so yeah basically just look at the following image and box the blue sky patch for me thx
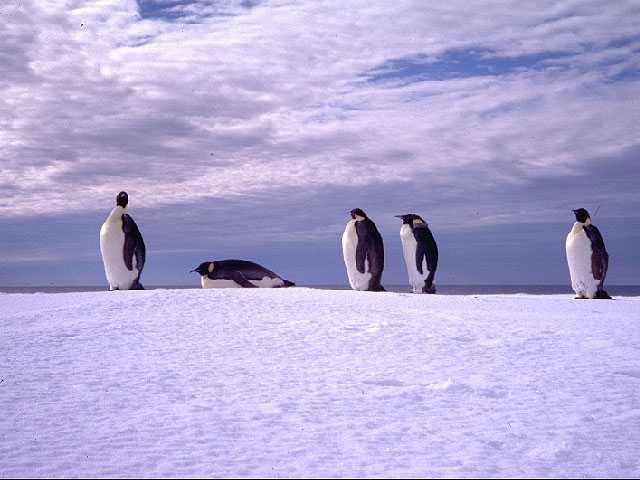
[364,48,573,83]
[137,0,259,21]
[137,0,197,21]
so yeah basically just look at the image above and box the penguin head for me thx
[350,208,367,221]
[191,261,214,276]
[116,191,129,208]
[395,214,426,226]
[573,208,590,224]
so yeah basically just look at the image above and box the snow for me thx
[1,288,640,478]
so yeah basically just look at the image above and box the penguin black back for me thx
[191,260,295,288]
[567,208,611,299]
[350,208,385,292]
[396,213,438,293]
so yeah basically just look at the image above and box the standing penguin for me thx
[341,208,385,291]
[99,191,146,290]
[565,208,611,299]
[396,214,438,293]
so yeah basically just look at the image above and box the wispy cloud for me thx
[1,0,639,283]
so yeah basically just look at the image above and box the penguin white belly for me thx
[201,277,242,288]
[400,225,429,293]
[566,226,599,298]
[100,221,138,290]
[201,276,284,289]
[252,276,285,288]
[342,220,372,291]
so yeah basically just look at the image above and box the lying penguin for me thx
[191,260,295,288]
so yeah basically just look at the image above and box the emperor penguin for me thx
[99,191,146,290]
[565,208,611,299]
[396,214,438,293]
[191,260,295,288]
[341,208,385,291]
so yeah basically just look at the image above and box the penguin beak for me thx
[395,215,404,218]
[189,268,197,273]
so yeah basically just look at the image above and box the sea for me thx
[1,285,640,296]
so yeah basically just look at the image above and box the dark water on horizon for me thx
[1,285,640,296]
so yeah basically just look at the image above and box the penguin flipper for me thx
[122,214,146,273]
[134,236,146,274]
[425,237,438,275]
[355,237,367,274]
[583,225,608,282]
[229,271,257,288]
[356,219,385,277]
[414,241,426,275]
[413,226,438,276]
[359,219,384,288]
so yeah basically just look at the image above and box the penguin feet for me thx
[130,279,145,290]
[574,295,586,299]
[367,284,386,292]
[422,285,437,294]
[595,290,613,300]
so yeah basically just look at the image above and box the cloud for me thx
[1,0,639,283]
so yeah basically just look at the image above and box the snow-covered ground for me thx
[1,288,640,478]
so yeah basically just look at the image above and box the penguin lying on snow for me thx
[99,191,146,290]
[566,208,611,299]
[191,260,295,288]
[396,213,438,293]
[341,208,385,291]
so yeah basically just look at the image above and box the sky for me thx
[1,0,639,287]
